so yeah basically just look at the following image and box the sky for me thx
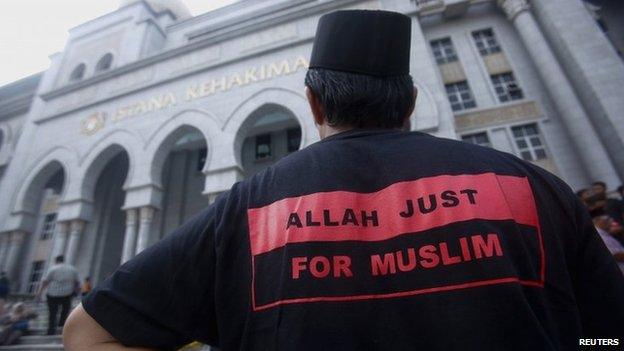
[0,0,239,87]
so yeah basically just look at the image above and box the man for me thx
[592,208,624,275]
[37,255,80,335]
[64,10,624,350]
[592,181,623,224]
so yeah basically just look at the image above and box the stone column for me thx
[135,207,155,255]
[49,221,70,262]
[0,233,11,272]
[121,209,138,264]
[497,0,619,184]
[5,231,26,282]
[65,220,85,265]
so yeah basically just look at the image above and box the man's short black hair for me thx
[55,255,65,263]
[304,68,414,129]
[592,181,607,189]
[618,185,624,195]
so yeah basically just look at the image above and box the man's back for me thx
[83,130,624,350]
[45,263,79,297]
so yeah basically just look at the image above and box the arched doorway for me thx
[237,104,302,178]
[87,150,129,283]
[18,163,65,294]
[152,126,208,238]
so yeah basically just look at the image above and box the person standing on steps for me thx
[37,255,80,335]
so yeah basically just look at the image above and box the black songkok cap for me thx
[309,10,411,77]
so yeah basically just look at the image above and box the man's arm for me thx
[63,304,155,351]
[36,280,49,299]
[62,194,225,350]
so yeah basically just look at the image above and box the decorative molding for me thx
[439,62,467,84]
[38,0,362,105]
[455,101,541,132]
[497,0,530,21]
[10,230,26,244]
[482,52,512,75]
[125,208,138,225]
[70,219,86,234]
[0,93,35,120]
[56,221,70,235]
[139,206,155,222]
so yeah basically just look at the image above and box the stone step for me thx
[0,345,63,351]
[16,335,62,345]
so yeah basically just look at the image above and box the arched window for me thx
[96,53,114,72]
[70,63,86,81]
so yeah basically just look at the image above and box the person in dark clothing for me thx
[64,10,624,351]
[593,181,624,225]
[0,272,10,300]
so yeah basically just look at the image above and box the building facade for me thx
[0,0,622,293]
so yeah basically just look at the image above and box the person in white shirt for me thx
[591,208,624,275]
[36,255,79,335]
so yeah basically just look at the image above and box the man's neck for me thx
[321,126,353,139]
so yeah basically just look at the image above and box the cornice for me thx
[35,36,312,124]
[0,93,35,120]
[38,0,361,102]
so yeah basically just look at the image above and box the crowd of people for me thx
[577,181,624,274]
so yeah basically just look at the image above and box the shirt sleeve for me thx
[571,197,624,338]
[82,197,223,350]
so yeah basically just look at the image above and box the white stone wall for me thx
[531,0,624,186]
[420,3,589,189]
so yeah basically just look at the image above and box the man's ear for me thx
[305,86,325,126]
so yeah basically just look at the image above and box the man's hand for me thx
[63,304,156,351]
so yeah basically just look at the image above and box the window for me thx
[96,53,113,72]
[461,132,492,148]
[255,134,271,160]
[197,148,207,172]
[69,63,86,81]
[40,213,57,240]
[472,28,501,55]
[491,72,523,102]
[27,261,45,294]
[512,123,547,161]
[287,128,301,153]
[445,81,477,111]
[430,38,458,64]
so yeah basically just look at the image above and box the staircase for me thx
[0,297,214,351]
[0,296,65,351]
[0,332,63,351]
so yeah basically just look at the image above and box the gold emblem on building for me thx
[81,112,106,135]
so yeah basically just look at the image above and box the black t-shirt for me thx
[83,129,624,350]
